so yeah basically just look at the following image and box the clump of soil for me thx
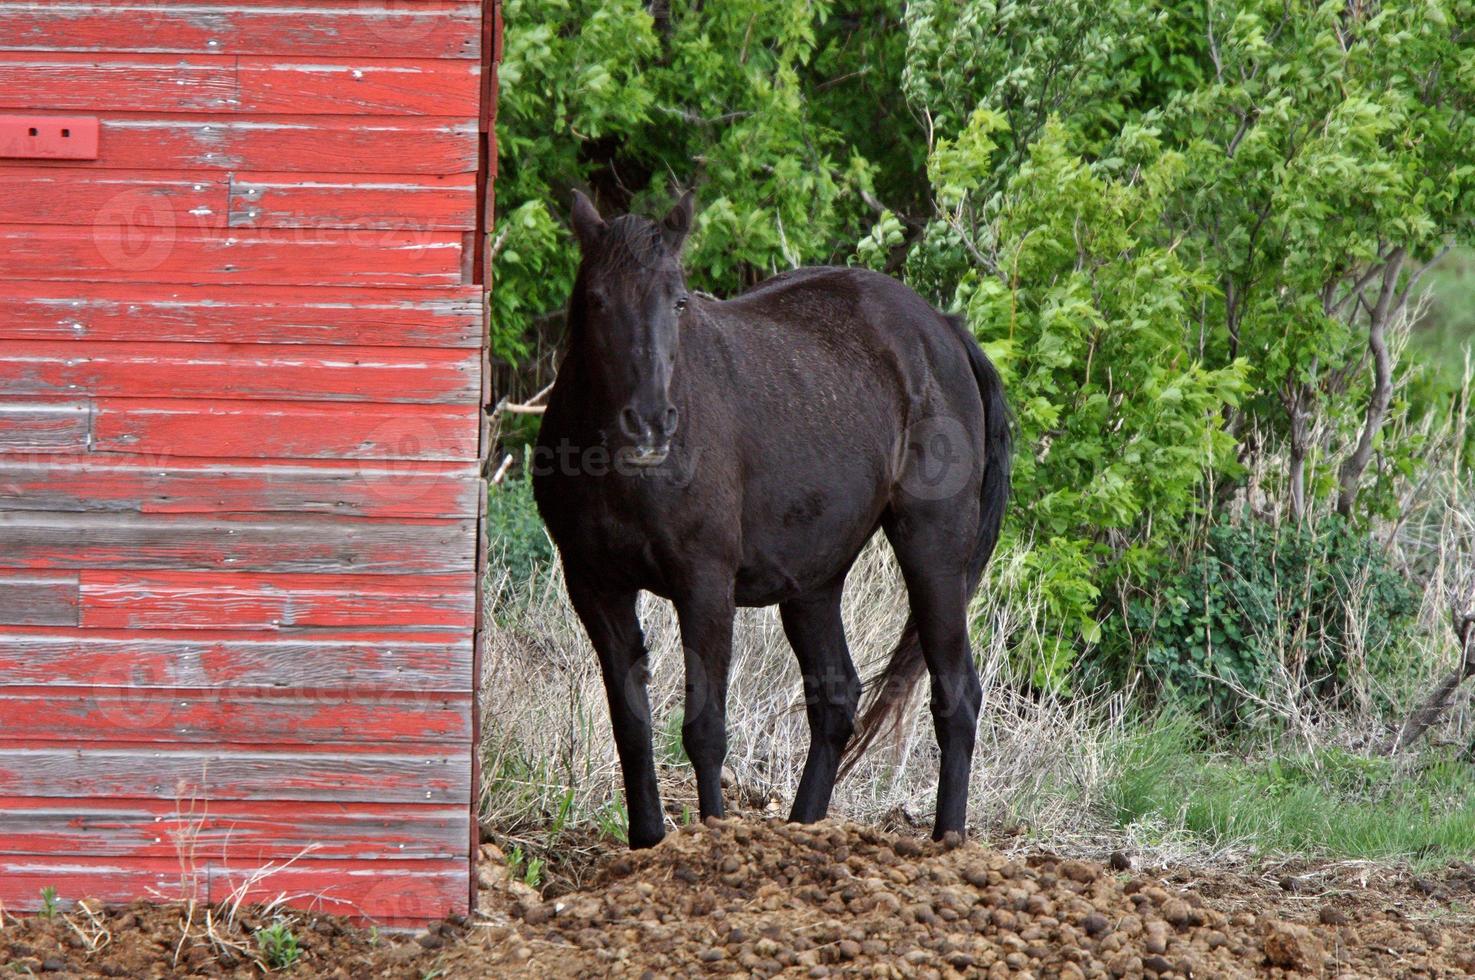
[4,818,1472,977]
[0,898,442,979]
[454,817,1475,978]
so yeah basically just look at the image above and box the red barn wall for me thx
[0,0,497,925]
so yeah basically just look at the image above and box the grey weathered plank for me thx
[0,456,482,519]
[0,571,79,626]
[0,748,471,803]
[0,401,89,454]
[0,512,476,573]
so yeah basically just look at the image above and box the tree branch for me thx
[1336,247,1406,517]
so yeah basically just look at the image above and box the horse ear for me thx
[661,191,695,252]
[570,190,606,251]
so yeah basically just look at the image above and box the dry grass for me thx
[479,353,1475,867]
[479,537,1133,855]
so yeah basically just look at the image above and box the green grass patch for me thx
[1107,717,1475,867]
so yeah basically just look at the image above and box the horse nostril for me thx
[663,406,679,436]
[619,407,643,440]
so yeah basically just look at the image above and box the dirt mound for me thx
[3,818,1471,977]
[0,898,442,978]
[454,818,1475,978]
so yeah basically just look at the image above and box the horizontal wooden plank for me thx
[0,341,480,403]
[16,115,479,174]
[0,747,471,802]
[0,798,468,861]
[207,859,468,924]
[0,512,475,573]
[79,570,475,629]
[0,628,474,691]
[0,54,235,112]
[230,172,477,230]
[0,282,483,347]
[0,225,466,287]
[92,399,479,459]
[0,455,482,518]
[0,856,204,908]
[0,571,78,626]
[0,168,227,227]
[0,400,89,453]
[0,54,479,116]
[0,856,469,924]
[0,3,481,59]
[0,688,472,745]
[238,57,480,116]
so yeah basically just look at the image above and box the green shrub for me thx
[486,471,555,600]
[1122,516,1419,727]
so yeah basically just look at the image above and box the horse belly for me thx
[733,485,884,606]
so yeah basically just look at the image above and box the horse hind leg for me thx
[883,517,982,840]
[781,580,861,823]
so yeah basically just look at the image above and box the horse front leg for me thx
[566,577,666,848]
[674,571,736,820]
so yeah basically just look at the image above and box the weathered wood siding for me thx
[0,0,497,925]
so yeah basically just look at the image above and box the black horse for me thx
[531,192,1011,847]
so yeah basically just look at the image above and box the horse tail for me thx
[839,314,1012,778]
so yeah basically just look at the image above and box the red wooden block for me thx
[0,341,480,404]
[0,3,482,60]
[0,114,99,160]
[0,282,483,348]
[78,569,476,629]
[0,627,474,692]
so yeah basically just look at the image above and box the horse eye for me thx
[674,296,689,313]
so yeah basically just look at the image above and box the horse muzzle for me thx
[624,444,671,468]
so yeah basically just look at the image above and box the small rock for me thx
[40,959,67,973]
[893,838,923,858]
[522,902,554,926]
[1279,875,1304,893]
[1082,912,1111,937]
[1318,906,1350,926]
[1263,921,1324,972]
[1142,954,1174,974]
[1109,851,1133,871]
